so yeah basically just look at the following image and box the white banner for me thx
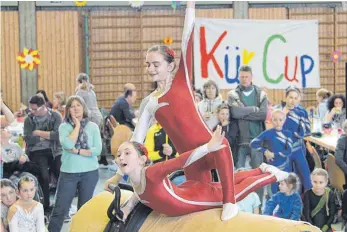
[194,18,320,89]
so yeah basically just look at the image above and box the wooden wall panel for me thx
[248,8,287,106]
[335,8,347,94]
[90,10,143,109]
[36,11,81,104]
[1,11,21,112]
[289,8,336,107]
[86,6,345,110]
[141,8,185,100]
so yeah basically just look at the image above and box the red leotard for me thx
[131,8,277,207]
[135,145,276,216]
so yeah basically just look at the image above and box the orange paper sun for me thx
[163,37,173,45]
[17,48,40,71]
[75,1,87,7]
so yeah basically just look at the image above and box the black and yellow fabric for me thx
[144,123,178,163]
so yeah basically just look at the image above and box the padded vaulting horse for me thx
[70,185,321,232]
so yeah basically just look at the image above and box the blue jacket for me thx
[264,192,303,220]
[279,107,306,144]
[250,128,293,170]
[297,104,311,136]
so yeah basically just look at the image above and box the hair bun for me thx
[138,143,148,157]
[166,48,175,58]
[76,73,90,83]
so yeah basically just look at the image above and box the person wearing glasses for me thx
[23,95,62,211]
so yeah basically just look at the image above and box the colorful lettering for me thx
[284,56,298,83]
[198,26,316,88]
[224,46,240,84]
[263,34,286,84]
[242,49,255,65]
[200,27,227,78]
[300,55,314,88]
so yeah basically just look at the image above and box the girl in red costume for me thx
[115,1,288,221]
[116,127,288,221]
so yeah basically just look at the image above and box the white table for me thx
[305,134,339,151]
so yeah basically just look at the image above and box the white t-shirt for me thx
[236,192,261,213]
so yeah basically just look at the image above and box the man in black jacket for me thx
[24,95,62,210]
[227,66,268,169]
[110,84,137,130]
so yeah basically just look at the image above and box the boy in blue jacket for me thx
[251,110,293,193]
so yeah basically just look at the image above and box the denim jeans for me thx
[48,169,99,232]
[171,175,186,186]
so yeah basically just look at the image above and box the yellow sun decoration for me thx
[75,1,87,7]
[17,48,40,71]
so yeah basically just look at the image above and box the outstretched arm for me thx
[1,99,15,127]
[250,131,268,153]
[130,98,154,144]
[119,193,140,222]
[150,126,226,181]
[181,1,195,52]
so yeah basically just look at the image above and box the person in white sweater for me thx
[198,80,223,130]
[8,176,45,232]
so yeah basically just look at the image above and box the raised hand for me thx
[104,179,115,193]
[116,205,131,222]
[70,111,80,128]
[187,1,195,8]
[162,144,173,156]
[207,125,225,152]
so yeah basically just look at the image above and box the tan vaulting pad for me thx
[140,209,321,232]
[70,191,321,232]
[70,191,133,232]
